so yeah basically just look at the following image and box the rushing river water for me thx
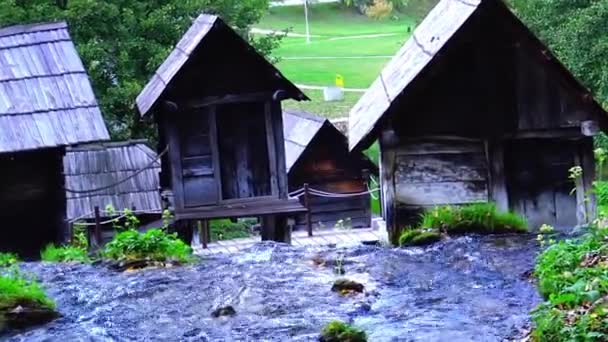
[5,234,541,342]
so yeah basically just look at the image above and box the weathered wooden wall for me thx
[0,149,66,257]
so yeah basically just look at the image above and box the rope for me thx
[68,209,164,224]
[289,186,380,199]
[64,146,168,195]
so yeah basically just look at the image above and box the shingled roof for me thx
[348,0,607,151]
[283,110,378,175]
[283,110,326,173]
[64,140,161,220]
[136,14,307,116]
[0,21,109,153]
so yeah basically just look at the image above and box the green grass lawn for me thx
[259,3,415,37]
[257,2,412,118]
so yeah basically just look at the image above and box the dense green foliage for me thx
[532,223,608,340]
[320,320,367,342]
[210,219,253,241]
[0,271,55,310]
[420,203,528,234]
[511,0,608,108]
[398,229,441,247]
[103,229,193,263]
[0,253,18,268]
[0,0,278,140]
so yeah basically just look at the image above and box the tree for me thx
[0,0,281,140]
[511,0,608,108]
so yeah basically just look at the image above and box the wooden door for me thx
[505,139,577,230]
[177,109,219,208]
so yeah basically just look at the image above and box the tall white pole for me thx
[304,0,311,44]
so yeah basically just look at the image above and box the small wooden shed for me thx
[64,140,162,225]
[349,0,608,242]
[0,22,109,255]
[136,14,308,242]
[284,110,376,231]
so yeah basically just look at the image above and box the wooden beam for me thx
[580,138,597,223]
[175,198,306,221]
[185,92,274,109]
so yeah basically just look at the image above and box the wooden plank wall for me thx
[393,139,489,206]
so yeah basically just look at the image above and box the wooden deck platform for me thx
[193,228,383,255]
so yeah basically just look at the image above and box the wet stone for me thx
[211,305,236,318]
[332,279,365,295]
[2,304,59,331]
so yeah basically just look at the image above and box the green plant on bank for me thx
[106,204,140,232]
[320,320,367,342]
[398,203,527,247]
[40,223,90,263]
[420,203,527,234]
[103,228,193,263]
[532,219,608,341]
[0,269,55,329]
[0,253,18,268]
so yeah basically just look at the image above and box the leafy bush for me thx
[103,229,192,263]
[532,223,608,340]
[420,203,527,234]
[0,253,18,268]
[320,320,367,342]
[399,229,441,247]
[210,219,252,241]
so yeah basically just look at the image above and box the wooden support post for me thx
[92,206,102,249]
[261,215,291,244]
[304,183,312,237]
[201,220,209,249]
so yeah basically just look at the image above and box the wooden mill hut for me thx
[349,0,608,242]
[283,110,377,232]
[136,14,308,243]
[0,22,109,255]
[63,140,162,242]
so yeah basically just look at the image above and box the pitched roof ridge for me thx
[0,21,67,38]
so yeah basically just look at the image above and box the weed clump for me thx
[320,320,367,342]
[103,228,193,264]
[0,253,18,268]
[40,245,90,263]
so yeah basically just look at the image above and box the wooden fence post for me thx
[304,183,312,237]
[92,206,102,249]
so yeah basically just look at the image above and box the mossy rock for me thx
[331,279,364,295]
[320,320,367,342]
[1,301,59,332]
[399,229,441,247]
